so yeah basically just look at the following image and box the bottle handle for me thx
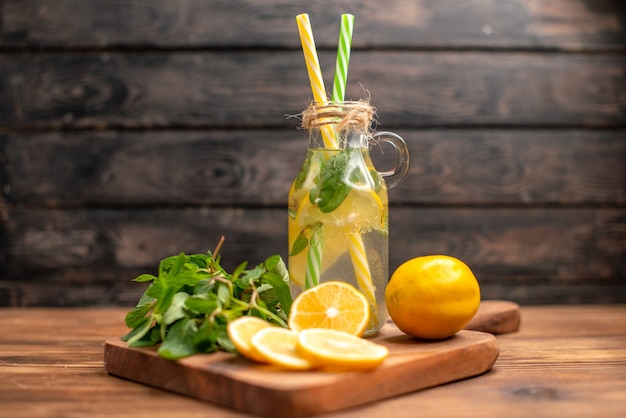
[370,131,410,189]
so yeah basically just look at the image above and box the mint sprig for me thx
[121,237,292,360]
[309,150,352,213]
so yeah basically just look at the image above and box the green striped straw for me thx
[305,224,323,289]
[331,14,380,326]
[331,14,354,103]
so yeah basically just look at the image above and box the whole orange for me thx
[385,255,480,339]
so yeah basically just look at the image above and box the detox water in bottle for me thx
[287,101,409,336]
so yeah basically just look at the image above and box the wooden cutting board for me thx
[104,300,520,417]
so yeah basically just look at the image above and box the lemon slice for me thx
[297,328,389,370]
[289,188,385,288]
[250,327,313,370]
[288,281,370,336]
[226,316,274,363]
[295,188,385,232]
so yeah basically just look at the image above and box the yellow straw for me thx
[348,233,379,328]
[295,14,379,331]
[296,14,337,149]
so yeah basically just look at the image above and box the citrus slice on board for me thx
[288,281,370,336]
[226,316,274,363]
[250,327,313,370]
[297,328,389,370]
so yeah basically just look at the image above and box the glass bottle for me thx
[287,101,409,335]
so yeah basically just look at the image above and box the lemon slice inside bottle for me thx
[289,188,385,288]
[295,188,385,232]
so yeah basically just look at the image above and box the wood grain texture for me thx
[1,52,624,129]
[0,1,624,307]
[1,207,624,306]
[2,0,625,50]
[465,300,520,334]
[1,305,624,418]
[2,129,624,206]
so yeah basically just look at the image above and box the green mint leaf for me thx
[251,298,270,321]
[216,283,231,308]
[236,265,264,290]
[158,253,185,277]
[315,180,350,213]
[244,265,265,282]
[163,292,190,325]
[188,254,208,269]
[217,328,236,353]
[158,318,198,360]
[124,317,153,346]
[145,281,162,299]
[260,271,292,318]
[125,301,154,328]
[294,151,312,190]
[166,269,208,288]
[290,230,309,256]
[311,151,351,213]
[192,319,220,353]
[153,281,177,314]
[234,275,252,290]
[185,294,220,314]
[165,253,187,281]
[232,262,248,280]
[232,277,251,302]
[125,326,161,347]
[265,254,289,281]
[133,273,157,283]
[135,288,155,306]
[193,279,215,296]
[183,262,199,270]
[221,309,243,323]
[263,254,280,272]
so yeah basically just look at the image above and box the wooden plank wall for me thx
[1,0,624,307]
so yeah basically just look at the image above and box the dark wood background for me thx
[1,0,624,307]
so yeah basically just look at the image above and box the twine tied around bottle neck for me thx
[301,100,375,133]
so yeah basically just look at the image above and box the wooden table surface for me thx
[1,305,625,417]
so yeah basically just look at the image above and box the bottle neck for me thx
[308,126,370,150]
[302,101,375,150]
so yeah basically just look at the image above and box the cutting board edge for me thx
[266,331,500,417]
[104,330,499,418]
[465,300,521,334]
[104,338,264,413]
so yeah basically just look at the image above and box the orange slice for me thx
[226,316,273,363]
[250,327,313,370]
[288,281,370,336]
[297,328,389,370]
